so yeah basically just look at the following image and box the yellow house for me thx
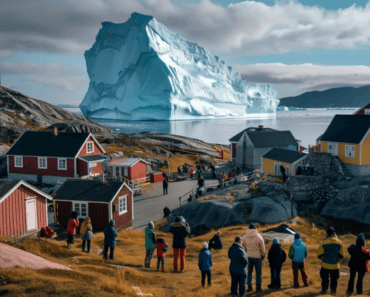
[318,115,370,176]
[262,147,307,177]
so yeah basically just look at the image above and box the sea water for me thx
[66,108,356,148]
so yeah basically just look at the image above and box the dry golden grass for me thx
[2,218,370,297]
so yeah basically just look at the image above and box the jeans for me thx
[157,257,165,270]
[145,248,155,268]
[347,268,365,294]
[320,267,340,293]
[270,266,282,289]
[173,248,186,271]
[231,273,246,297]
[201,270,212,287]
[163,188,168,195]
[103,245,114,260]
[82,240,91,252]
[247,257,262,288]
[67,233,74,244]
[292,262,309,287]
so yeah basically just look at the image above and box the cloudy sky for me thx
[1,0,370,105]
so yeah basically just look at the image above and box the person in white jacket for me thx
[242,223,266,293]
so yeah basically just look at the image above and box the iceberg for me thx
[80,13,278,121]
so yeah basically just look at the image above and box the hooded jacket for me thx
[104,220,118,247]
[67,218,79,235]
[145,224,156,249]
[80,218,92,235]
[198,248,213,271]
[348,244,370,272]
[317,236,344,270]
[241,229,266,258]
[289,238,308,263]
[268,243,287,267]
[228,243,249,275]
[156,238,168,258]
[169,222,191,249]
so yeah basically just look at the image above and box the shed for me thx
[103,158,149,183]
[0,180,53,236]
[54,179,133,231]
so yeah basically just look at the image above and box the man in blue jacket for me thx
[228,236,249,297]
[198,242,213,287]
[289,232,309,288]
[103,220,117,260]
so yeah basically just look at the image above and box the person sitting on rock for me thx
[163,206,170,218]
[208,231,223,252]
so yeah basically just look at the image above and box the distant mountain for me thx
[57,104,78,108]
[279,85,370,108]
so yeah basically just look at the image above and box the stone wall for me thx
[288,176,325,192]
[305,152,340,176]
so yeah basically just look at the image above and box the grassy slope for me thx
[1,217,370,297]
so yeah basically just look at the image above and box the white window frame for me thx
[119,195,127,215]
[38,157,47,169]
[365,109,370,115]
[73,202,88,218]
[124,167,128,177]
[345,144,355,158]
[58,158,67,170]
[86,141,94,154]
[90,162,96,167]
[14,156,23,168]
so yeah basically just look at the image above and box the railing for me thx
[332,156,344,176]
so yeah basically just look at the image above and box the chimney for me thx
[258,125,264,130]
[53,128,58,136]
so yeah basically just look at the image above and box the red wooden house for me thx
[104,158,149,183]
[0,179,53,237]
[6,129,106,184]
[354,102,370,115]
[54,179,133,231]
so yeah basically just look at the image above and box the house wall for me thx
[88,203,109,231]
[78,136,104,157]
[235,133,245,166]
[91,163,103,175]
[77,159,88,176]
[361,133,370,165]
[129,161,147,181]
[262,158,303,176]
[320,141,360,165]
[55,201,72,230]
[0,185,48,236]
[112,187,133,229]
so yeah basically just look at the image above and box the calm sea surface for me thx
[67,108,356,147]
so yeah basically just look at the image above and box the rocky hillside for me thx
[0,86,111,139]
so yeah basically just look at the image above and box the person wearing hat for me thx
[346,233,370,295]
[317,227,344,295]
[267,237,286,290]
[169,216,191,272]
[229,236,249,297]
[242,223,266,293]
[198,242,213,287]
[145,221,156,268]
[288,232,309,288]
[208,231,223,252]
[80,216,93,253]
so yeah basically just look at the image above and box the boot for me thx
[246,286,253,292]
[256,287,263,293]
[67,243,72,249]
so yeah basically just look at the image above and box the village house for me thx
[262,147,307,177]
[317,114,370,176]
[0,179,52,237]
[103,157,149,183]
[6,129,106,184]
[53,179,133,231]
[229,125,299,169]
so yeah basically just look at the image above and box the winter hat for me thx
[216,231,222,236]
[356,234,366,247]
[235,236,242,243]
[84,216,90,221]
[294,232,301,239]
[326,227,336,237]
[148,221,154,229]
[249,223,256,230]
[202,242,208,249]
[272,237,280,244]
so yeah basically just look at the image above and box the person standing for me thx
[346,234,370,295]
[145,221,156,268]
[242,223,266,293]
[169,217,191,272]
[280,165,287,182]
[177,166,182,174]
[198,242,213,287]
[163,176,168,195]
[80,216,93,253]
[66,211,79,249]
[289,232,309,288]
[156,238,168,272]
[196,164,202,179]
[236,167,242,176]
[210,164,216,178]
[317,227,344,295]
[267,238,286,290]
[208,231,223,252]
[229,236,249,297]
[103,220,117,260]
[229,169,235,178]
[163,206,170,218]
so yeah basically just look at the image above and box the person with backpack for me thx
[229,236,249,297]
[268,237,286,290]
[346,234,370,295]
[289,232,309,288]
[145,221,156,268]
[169,216,191,272]
[80,216,93,253]
[156,237,168,272]
[103,220,117,260]
[198,242,213,287]
[317,227,344,295]
[208,231,223,252]
[66,211,79,249]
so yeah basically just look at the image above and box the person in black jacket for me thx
[169,216,191,272]
[210,164,216,178]
[280,165,287,182]
[208,231,223,251]
[267,237,286,290]
[346,234,370,295]
[163,206,170,218]
[163,176,168,195]
[177,166,182,174]
[229,236,249,297]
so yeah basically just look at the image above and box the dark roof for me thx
[247,131,298,148]
[229,127,278,142]
[319,115,370,144]
[79,154,107,162]
[0,180,19,199]
[6,131,90,158]
[54,179,126,203]
[316,134,323,141]
[262,147,307,163]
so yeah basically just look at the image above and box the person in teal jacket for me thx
[145,221,156,268]
[288,232,309,288]
[103,220,117,260]
[198,242,213,287]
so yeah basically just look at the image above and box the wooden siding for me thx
[56,201,72,230]
[262,158,303,177]
[91,162,103,175]
[112,187,133,229]
[88,203,109,231]
[129,161,147,181]
[321,141,360,165]
[362,131,370,165]
[0,185,48,236]
[77,159,88,176]
[8,156,74,177]
[78,136,103,157]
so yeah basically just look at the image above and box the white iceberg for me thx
[80,13,278,121]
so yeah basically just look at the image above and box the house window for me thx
[58,158,67,170]
[115,166,120,177]
[119,196,127,215]
[38,157,47,169]
[15,156,23,168]
[90,162,96,167]
[86,142,94,154]
[365,109,370,115]
[124,167,128,177]
[74,202,88,217]
[345,145,355,158]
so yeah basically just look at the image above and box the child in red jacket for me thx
[156,238,168,272]
[66,212,79,249]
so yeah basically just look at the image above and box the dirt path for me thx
[0,243,71,270]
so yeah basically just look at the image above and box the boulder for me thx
[235,193,253,202]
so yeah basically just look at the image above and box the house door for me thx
[26,199,37,232]
[333,143,338,156]
[274,163,278,176]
